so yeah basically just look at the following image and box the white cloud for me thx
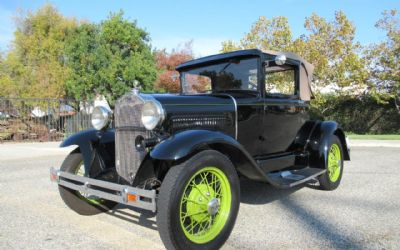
[151,36,226,58]
[0,7,15,51]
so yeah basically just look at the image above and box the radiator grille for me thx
[114,93,149,183]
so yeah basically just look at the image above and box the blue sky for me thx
[1,0,399,57]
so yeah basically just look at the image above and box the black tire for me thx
[318,135,344,190]
[157,150,240,250]
[58,150,117,215]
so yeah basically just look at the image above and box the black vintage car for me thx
[51,49,350,249]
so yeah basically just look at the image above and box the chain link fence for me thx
[0,97,94,142]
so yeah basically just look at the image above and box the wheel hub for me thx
[207,198,220,216]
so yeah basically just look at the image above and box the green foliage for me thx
[222,16,292,52]
[65,11,157,104]
[1,4,78,98]
[222,12,368,94]
[299,11,369,91]
[364,10,400,112]
[0,6,157,105]
[310,95,400,134]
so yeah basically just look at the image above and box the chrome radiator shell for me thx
[114,92,149,183]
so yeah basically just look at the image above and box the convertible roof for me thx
[176,49,314,101]
[263,50,314,101]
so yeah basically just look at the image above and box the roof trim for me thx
[176,49,263,71]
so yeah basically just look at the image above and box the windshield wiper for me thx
[218,59,240,74]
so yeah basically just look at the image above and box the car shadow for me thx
[104,180,319,232]
[107,204,158,231]
[239,178,303,204]
[239,179,364,249]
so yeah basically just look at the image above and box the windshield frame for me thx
[178,56,261,95]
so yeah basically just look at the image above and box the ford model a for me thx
[50,49,350,249]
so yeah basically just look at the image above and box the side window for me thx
[265,65,296,97]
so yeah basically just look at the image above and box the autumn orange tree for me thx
[154,42,193,93]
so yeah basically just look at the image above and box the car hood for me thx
[150,93,236,137]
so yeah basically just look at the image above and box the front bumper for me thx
[50,167,157,212]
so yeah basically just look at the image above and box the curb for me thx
[348,140,400,148]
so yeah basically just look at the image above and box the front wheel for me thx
[58,149,117,215]
[157,150,240,250]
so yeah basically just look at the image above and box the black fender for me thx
[307,121,350,169]
[150,130,268,182]
[60,128,115,176]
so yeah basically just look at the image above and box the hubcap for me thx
[328,144,342,182]
[207,198,220,216]
[180,167,232,244]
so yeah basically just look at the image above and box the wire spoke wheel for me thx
[75,161,104,205]
[179,166,232,244]
[327,143,342,182]
[58,150,117,215]
[157,150,239,249]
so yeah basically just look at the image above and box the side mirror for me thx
[275,54,286,65]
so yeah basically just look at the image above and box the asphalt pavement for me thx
[0,142,399,249]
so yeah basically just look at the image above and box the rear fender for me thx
[308,121,350,169]
[60,129,115,176]
[150,130,267,182]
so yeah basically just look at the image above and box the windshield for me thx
[180,57,258,94]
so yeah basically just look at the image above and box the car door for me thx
[261,63,308,155]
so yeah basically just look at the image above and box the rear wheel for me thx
[318,135,344,190]
[157,150,240,250]
[58,150,117,215]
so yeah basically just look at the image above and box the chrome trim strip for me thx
[222,94,238,140]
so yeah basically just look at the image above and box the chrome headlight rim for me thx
[91,106,112,130]
[141,100,165,130]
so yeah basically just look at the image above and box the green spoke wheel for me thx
[318,135,344,190]
[327,144,341,182]
[180,167,232,243]
[157,150,240,250]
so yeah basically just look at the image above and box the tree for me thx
[299,11,368,92]
[3,4,78,98]
[221,12,368,95]
[154,41,193,93]
[65,11,157,104]
[0,52,16,97]
[221,16,293,52]
[365,9,400,112]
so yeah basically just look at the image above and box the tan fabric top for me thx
[263,50,314,101]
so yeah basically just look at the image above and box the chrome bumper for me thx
[50,167,157,212]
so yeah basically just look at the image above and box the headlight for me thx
[141,100,165,130]
[91,106,112,130]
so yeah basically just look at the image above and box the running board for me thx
[267,168,326,188]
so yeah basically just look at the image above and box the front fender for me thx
[150,130,240,160]
[150,130,268,182]
[60,129,115,175]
